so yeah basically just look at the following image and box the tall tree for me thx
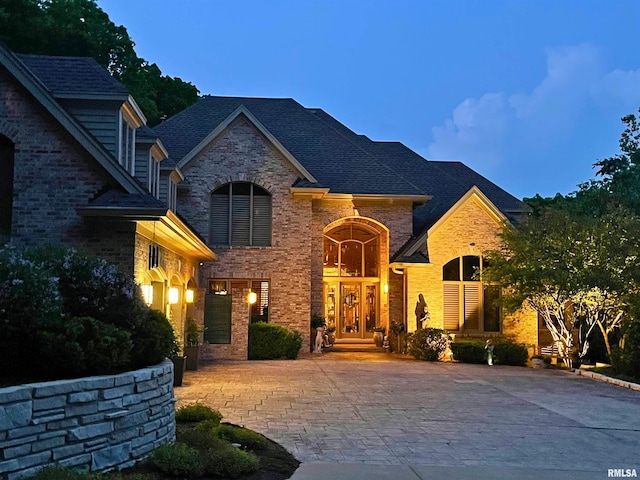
[0,0,199,125]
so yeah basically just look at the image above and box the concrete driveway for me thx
[175,352,640,479]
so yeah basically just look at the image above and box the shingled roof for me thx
[154,96,425,197]
[308,108,528,233]
[16,54,129,98]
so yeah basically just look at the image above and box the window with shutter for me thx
[443,284,460,331]
[209,182,271,246]
[442,256,501,333]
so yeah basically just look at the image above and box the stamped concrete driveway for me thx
[175,352,640,478]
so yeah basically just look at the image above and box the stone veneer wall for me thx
[0,360,176,480]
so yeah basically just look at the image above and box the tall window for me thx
[210,182,271,246]
[119,114,135,174]
[323,224,379,277]
[0,135,15,240]
[443,255,500,332]
[148,153,160,199]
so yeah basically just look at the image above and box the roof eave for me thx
[290,187,330,199]
[323,193,431,202]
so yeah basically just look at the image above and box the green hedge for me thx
[450,341,486,364]
[451,339,528,366]
[248,322,302,360]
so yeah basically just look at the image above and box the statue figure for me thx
[414,293,429,330]
[314,327,325,353]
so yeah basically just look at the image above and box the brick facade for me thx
[177,116,314,352]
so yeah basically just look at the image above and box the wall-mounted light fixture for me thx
[248,291,258,305]
[169,287,179,305]
[185,289,195,304]
[141,284,153,305]
[384,283,389,294]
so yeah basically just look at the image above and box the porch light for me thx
[141,284,153,305]
[248,291,258,304]
[185,289,195,304]
[169,287,179,304]
[384,283,389,294]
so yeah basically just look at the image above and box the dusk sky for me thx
[98,0,640,200]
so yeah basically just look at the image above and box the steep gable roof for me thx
[154,96,426,197]
[16,54,129,98]
[0,45,146,195]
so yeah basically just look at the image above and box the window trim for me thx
[118,111,136,175]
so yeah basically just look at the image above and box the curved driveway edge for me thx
[175,352,640,476]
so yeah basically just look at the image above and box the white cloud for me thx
[427,44,640,180]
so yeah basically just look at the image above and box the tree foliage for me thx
[0,0,199,125]
[487,109,640,363]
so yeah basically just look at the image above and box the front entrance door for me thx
[324,282,378,340]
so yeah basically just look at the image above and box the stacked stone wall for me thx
[0,360,175,480]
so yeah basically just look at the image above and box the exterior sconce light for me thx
[141,284,153,305]
[384,283,389,294]
[185,289,195,304]
[248,291,258,305]
[168,287,179,305]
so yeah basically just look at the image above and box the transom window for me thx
[323,224,378,277]
[210,182,271,246]
[443,255,500,332]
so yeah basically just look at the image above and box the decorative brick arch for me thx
[207,177,275,196]
[0,120,21,144]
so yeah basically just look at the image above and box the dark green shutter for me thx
[204,293,232,344]
[210,195,229,245]
[252,195,271,246]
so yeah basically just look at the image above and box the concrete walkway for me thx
[175,352,640,479]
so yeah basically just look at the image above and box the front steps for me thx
[325,339,386,353]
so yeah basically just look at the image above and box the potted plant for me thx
[530,354,546,369]
[373,326,385,347]
[184,317,201,371]
[170,336,186,387]
[326,326,336,345]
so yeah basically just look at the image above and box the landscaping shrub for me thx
[146,442,204,477]
[248,322,302,360]
[408,328,448,361]
[201,439,260,479]
[611,319,640,380]
[493,340,528,366]
[176,404,223,424]
[216,423,268,450]
[0,246,176,381]
[451,340,486,364]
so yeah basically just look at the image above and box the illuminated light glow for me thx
[141,284,153,305]
[185,289,195,304]
[248,291,258,304]
[169,287,179,304]
[384,283,389,293]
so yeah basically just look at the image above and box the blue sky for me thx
[98,0,640,200]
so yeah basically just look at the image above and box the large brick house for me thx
[0,44,538,360]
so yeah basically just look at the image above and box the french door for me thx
[324,282,378,339]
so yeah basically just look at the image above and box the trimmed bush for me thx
[176,404,223,424]
[202,440,260,479]
[451,341,486,364]
[146,442,204,477]
[408,328,448,361]
[493,340,528,366]
[248,322,302,360]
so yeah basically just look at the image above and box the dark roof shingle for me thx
[16,54,129,97]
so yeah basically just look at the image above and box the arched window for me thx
[209,182,271,246]
[0,135,15,240]
[323,224,379,277]
[442,255,500,333]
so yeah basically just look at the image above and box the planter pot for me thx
[373,331,384,347]
[184,346,200,371]
[327,331,336,345]
[171,356,187,386]
[531,358,546,369]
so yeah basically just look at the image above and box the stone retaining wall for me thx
[0,359,176,480]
